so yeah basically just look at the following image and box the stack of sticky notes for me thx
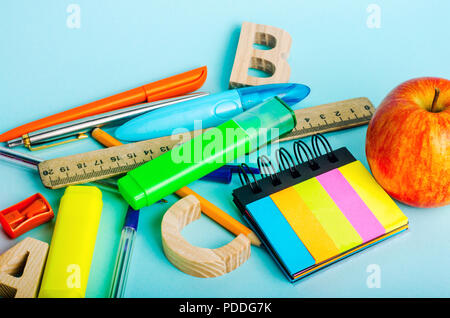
[233,143,408,282]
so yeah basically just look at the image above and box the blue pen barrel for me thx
[109,226,136,298]
[109,207,139,298]
[115,90,243,141]
[114,83,310,141]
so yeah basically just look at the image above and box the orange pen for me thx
[0,66,207,142]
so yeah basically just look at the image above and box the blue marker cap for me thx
[238,83,310,110]
[200,167,233,183]
[225,164,260,174]
[124,206,140,230]
[200,165,260,183]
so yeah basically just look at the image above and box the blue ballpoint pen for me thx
[109,206,139,298]
[115,83,310,141]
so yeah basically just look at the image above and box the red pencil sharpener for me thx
[0,193,54,238]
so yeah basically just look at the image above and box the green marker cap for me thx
[233,96,297,151]
[118,97,297,210]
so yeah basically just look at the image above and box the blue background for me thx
[0,0,449,297]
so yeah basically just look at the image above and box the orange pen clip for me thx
[0,66,207,143]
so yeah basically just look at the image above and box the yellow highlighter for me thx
[39,186,103,298]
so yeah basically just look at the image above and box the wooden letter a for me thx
[0,237,49,298]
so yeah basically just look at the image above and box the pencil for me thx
[91,128,124,148]
[174,186,261,246]
[91,128,261,247]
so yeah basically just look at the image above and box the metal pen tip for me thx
[6,137,24,148]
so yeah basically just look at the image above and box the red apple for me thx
[366,77,450,208]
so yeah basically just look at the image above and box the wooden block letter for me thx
[161,195,251,278]
[229,22,292,88]
[0,237,49,298]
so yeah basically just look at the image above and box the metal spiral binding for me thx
[293,139,320,170]
[238,163,261,193]
[238,134,339,193]
[275,147,300,178]
[257,155,281,186]
[311,133,338,163]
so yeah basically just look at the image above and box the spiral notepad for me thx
[232,134,408,282]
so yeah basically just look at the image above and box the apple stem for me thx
[431,87,440,113]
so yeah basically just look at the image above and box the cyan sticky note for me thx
[246,196,315,276]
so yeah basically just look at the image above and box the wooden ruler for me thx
[280,97,374,142]
[38,97,374,189]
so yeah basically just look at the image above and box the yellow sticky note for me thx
[294,178,362,252]
[270,187,339,263]
[339,161,408,233]
[38,186,103,298]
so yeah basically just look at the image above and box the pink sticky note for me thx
[316,169,385,242]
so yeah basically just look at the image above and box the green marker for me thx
[117,97,297,210]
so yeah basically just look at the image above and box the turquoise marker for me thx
[118,97,298,210]
[115,83,309,141]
